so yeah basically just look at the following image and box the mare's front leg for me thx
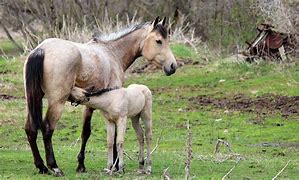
[76,107,94,172]
[116,116,128,173]
[131,115,145,173]
[105,119,116,171]
[41,102,65,176]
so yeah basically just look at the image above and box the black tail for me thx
[25,48,45,130]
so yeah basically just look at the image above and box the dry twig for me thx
[163,167,171,180]
[215,139,233,154]
[272,160,291,180]
[124,151,134,161]
[221,158,241,180]
[144,129,163,161]
[150,129,163,155]
[185,119,192,180]
[104,154,120,175]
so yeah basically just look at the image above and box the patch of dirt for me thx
[0,94,17,100]
[131,58,196,74]
[189,94,299,118]
[248,142,299,148]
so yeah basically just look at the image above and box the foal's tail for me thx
[24,48,45,129]
[142,86,152,110]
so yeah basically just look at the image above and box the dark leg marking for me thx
[113,128,119,171]
[25,118,49,174]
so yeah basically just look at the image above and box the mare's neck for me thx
[108,29,147,71]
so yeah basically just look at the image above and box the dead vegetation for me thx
[189,94,299,119]
[0,94,18,100]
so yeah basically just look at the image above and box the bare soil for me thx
[189,94,299,118]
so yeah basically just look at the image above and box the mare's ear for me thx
[160,17,167,26]
[152,16,160,28]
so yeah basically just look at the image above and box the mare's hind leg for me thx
[25,116,49,174]
[76,107,94,173]
[42,102,65,176]
[131,115,145,173]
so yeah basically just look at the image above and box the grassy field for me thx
[0,42,298,179]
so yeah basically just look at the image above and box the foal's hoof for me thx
[51,168,64,176]
[146,167,152,175]
[76,165,86,173]
[117,168,125,174]
[103,168,113,175]
[137,168,145,174]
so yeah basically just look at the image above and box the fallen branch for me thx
[272,160,291,180]
[221,158,241,180]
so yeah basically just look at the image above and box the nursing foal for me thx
[70,84,152,174]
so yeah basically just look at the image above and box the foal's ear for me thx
[152,16,160,28]
[160,17,167,26]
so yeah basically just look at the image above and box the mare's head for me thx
[142,17,177,76]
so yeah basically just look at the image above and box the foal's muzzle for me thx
[164,63,176,76]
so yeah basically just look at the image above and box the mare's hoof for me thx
[51,168,64,176]
[38,166,49,174]
[76,165,86,173]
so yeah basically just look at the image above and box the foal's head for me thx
[142,17,177,76]
[69,87,89,105]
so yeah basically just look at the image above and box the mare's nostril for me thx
[170,63,175,70]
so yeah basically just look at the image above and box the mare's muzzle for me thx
[164,63,176,76]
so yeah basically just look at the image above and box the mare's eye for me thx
[156,40,162,44]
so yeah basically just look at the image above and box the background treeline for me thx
[0,0,298,53]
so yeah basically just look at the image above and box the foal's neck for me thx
[109,29,147,71]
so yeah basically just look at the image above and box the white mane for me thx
[95,22,150,42]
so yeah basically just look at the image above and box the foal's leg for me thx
[141,108,153,174]
[131,115,145,173]
[25,116,49,174]
[105,119,116,171]
[116,116,127,173]
[76,107,94,172]
[41,102,65,176]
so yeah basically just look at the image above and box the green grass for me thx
[170,43,196,59]
[0,53,298,179]
[0,39,21,56]
[0,57,24,97]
